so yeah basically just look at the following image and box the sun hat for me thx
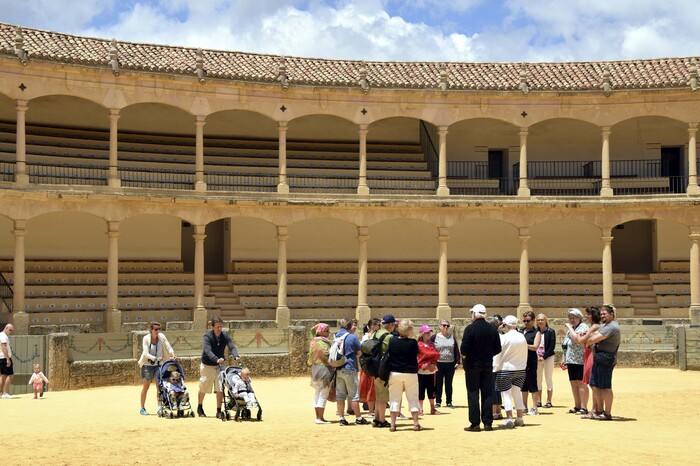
[567,308,584,319]
[470,304,487,315]
[503,315,519,326]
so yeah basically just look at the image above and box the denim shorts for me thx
[335,368,359,402]
[589,363,614,390]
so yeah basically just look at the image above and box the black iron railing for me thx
[0,272,12,313]
[447,161,490,178]
[28,162,108,186]
[420,121,439,177]
[206,172,277,193]
[119,166,194,189]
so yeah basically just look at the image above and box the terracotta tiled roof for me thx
[1,22,697,92]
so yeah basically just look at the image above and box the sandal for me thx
[577,408,589,415]
[389,426,396,432]
[544,402,552,409]
[431,410,442,415]
[567,407,580,414]
[581,411,596,419]
[594,413,613,421]
[413,425,424,431]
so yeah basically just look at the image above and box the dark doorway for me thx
[180,220,225,273]
[611,220,654,273]
[488,149,508,194]
[661,146,683,193]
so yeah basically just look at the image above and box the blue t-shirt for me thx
[335,329,361,371]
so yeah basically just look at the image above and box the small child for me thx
[163,370,189,413]
[233,367,258,408]
[28,364,49,399]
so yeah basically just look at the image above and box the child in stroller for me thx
[219,365,262,422]
[157,361,194,418]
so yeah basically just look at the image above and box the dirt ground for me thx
[3,367,699,465]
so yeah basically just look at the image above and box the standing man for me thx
[0,323,13,399]
[198,316,240,419]
[587,304,621,421]
[370,314,396,428]
[334,319,370,426]
[461,304,502,432]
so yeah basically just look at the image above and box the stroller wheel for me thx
[190,411,195,418]
[226,412,231,420]
[256,410,262,421]
[169,412,174,419]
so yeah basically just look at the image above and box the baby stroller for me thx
[218,365,262,422]
[157,360,195,419]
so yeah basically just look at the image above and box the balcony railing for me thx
[119,166,193,190]
[28,162,108,186]
[0,271,12,313]
[206,172,276,193]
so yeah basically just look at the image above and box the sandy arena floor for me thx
[3,367,699,465]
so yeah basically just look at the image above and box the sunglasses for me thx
[441,324,450,328]
[522,320,532,323]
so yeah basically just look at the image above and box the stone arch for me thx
[449,219,520,260]
[288,218,357,261]
[205,109,278,139]
[26,95,109,129]
[26,212,107,259]
[119,102,194,135]
[529,219,602,261]
[369,218,438,260]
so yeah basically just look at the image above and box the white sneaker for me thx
[527,407,539,416]
[2,393,13,399]
[315,419,331,424]
[397,414,409,421]
[514,418,525,427]
[501,419,514,429]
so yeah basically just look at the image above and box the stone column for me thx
[516,228,532,318]
[11,220,28,334]
[192,225,208,330]
[687,123,699,195]
[436,227,452,320]
[600,126,613,197]
[517,128,530,197]
[689,227,700,323]
[276,226,290,327]
[194,115,207,192]
[105,221,122,332]
[355,226,371,324]
[108,109,121,188]
[357,124,370,196]
[14,100,29,185]
[602,229,614,305]
[436,126,450,196]
[48,333,70,391]
[277,122,289,194]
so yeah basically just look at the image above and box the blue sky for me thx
[1,0,698,62]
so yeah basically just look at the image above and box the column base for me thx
[14,173,29,185]
[600,186,614,197]
[357,185,370,196]
[687,184,700,196]
[276,305,290,328]
[194,181,207,192]
[517,186,531,197]
[690,305,700,325]
[277,183,289,195]
[10,310,29,335]
[436,304,452,321]
[355,304,371,326]
[516,304,532,319]
[193,306,210,331]
[436,185,450,197]
[103,308,122,333]
[108,177,122,188]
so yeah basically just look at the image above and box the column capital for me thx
[358,123,369,133]
[16,99,28,112]
[195,115,206,126]
[107,220,120,232]
[13,219,27,231]
[518,227,530,237]
[277,225,288,239]
[437,125,448,135]
[357,226,369,238]
[109,108,121,120]
[278,121,288,131]
[602,235,614,243]
[689,226,700,240]
[601,126,612,135]
[193,224,206,237]
[689,122,699,133]
[438,226,449,240]
[519,127,529,136]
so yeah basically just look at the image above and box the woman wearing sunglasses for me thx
[431,319,461,408]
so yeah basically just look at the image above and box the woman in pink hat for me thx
[417,324,441,415]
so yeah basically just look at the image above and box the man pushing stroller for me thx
[198,316,240,419]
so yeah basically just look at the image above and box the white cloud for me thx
[0,0,116,31]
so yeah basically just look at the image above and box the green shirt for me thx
[371,329,392,354]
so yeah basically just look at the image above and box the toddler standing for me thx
[28,364,49,399]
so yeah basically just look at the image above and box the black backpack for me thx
[359,332,390,378]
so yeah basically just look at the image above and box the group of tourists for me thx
[308,303,621,431]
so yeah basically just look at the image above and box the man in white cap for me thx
[460,304,502,432]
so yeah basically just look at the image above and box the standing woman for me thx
[562,308,590,414]
[431,319,461,408]
[417,325,441,415]
[387,320,423,432]
[573,307,601,418]
[359,318,380,415]
[138,321,175,416]
[308,323,334,424]
[535,313,556,409]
